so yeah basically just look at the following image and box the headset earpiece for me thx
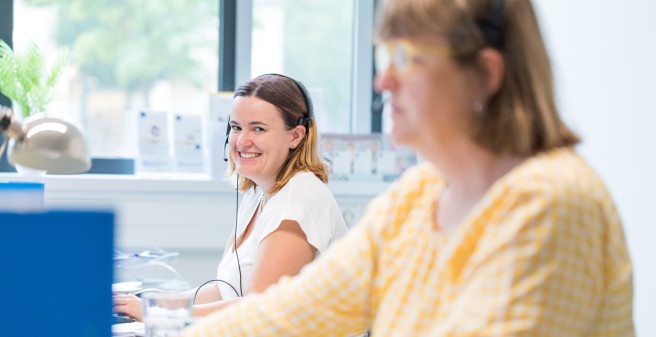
[290,79,314,126]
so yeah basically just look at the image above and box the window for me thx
[12,0,218,158]
[250,0,355,133]
[2,0,378,174]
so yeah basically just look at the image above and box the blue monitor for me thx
[0,210,114,337]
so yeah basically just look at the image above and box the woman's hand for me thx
[113,293,143,321]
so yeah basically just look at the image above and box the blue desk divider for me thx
[0,210,114,337]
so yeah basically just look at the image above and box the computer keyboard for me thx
[112,312,138,324]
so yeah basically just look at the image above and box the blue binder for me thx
[0,210,114,337]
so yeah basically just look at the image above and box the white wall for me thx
[534,1,656,335]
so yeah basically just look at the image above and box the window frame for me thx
[0,0,13,109]
[0,0,380,175]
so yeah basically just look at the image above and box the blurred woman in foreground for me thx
[184,0,634,336]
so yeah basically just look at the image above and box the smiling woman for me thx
[113,73,347,321]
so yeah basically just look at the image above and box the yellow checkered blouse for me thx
[185,147,634,337]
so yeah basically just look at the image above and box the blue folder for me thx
[0,210,114,337]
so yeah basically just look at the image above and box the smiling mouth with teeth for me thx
[240,152,261,159]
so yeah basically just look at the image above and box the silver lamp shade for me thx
[7,113,91,174]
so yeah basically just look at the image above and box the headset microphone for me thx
[223,122,230,162]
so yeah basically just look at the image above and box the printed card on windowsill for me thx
[353,150,373,174]
[173,114,207,174]
[137,111,172,174]
[320,133,417,182]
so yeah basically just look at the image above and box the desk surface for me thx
[112,322,145,336]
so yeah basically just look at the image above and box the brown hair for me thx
[376,0,580,156]
[227,74,329,193]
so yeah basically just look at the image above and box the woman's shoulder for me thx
[261,171,345,252]
[510,147,606,193]
[282,171,332,197]
[289,170,324,184]
[384,162,443,199]
[366,163,443,218]
[270,171,340,215]
[400,161,442,182]
[503,147,614,211]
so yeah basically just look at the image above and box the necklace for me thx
[258,194,267,216]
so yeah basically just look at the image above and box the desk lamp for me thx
[0,106,91,174]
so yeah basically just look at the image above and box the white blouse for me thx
[215,171,347,299]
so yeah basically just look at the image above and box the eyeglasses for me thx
[374,40,453,75]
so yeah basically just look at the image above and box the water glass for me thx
[142,292,193,337]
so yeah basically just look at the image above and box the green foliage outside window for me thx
[22,0,218,106]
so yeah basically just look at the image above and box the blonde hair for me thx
[376,0,580,156]
[227,74,329,193]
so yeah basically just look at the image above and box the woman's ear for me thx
[290,125,307,148]
[477,48,505,98]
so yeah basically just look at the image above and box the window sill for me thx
[0,173,390,196]
[0,173,231,194]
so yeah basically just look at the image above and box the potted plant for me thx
[0,40,69,174]
[0,39,67,119]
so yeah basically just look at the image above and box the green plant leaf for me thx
[0,39,68,118]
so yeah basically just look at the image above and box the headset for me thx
[475,0,506,49]
[222,73,314,162]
